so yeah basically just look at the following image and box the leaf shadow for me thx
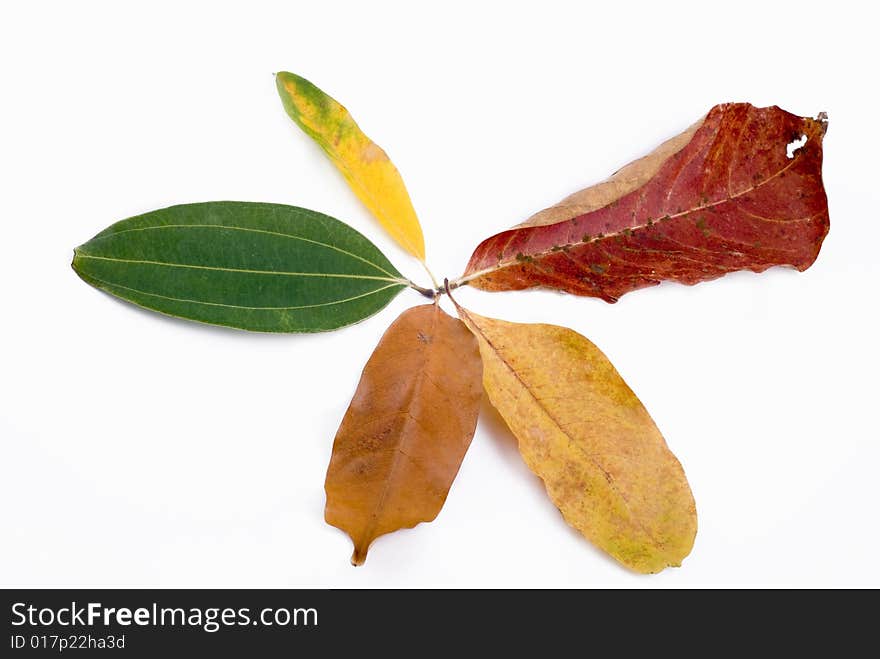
[477,393,631,574]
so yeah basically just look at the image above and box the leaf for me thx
[324,303,482,565]
[72,201,406,333]
[461,103,829,302]
[457,307,696,573]
[276,71,426,261]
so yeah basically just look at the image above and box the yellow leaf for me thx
[276,72,426,261]
[458,308,697,573]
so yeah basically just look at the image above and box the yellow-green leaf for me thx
[458,308,697,573]
[276,71,426,261]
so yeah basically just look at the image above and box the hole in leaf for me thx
[786,134,807,159]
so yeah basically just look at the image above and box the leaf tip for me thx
[350,546,368,567]
[70,246,84,274]
[274,70,298,90]
[273,70,295,83]
[274,71,318,124]
[275,70,322,107]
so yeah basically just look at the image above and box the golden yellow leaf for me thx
[276,72,426,261]
[457,308,696,573]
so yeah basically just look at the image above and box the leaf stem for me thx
[445,273,473,290]
[420,260,440,290]
[407,279,438,299]
[443,278,463,311]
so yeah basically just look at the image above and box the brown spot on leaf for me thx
[360,142,387,163]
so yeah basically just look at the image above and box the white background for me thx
[2,0,878,588]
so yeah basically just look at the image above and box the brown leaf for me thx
[324,303,482,565]
[460,104,829,301]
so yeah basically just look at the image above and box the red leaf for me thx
[460,104,829,302]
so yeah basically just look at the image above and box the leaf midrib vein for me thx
[359,307,440,550]
[91,223,399,278]
[462,147,803,284]
[75,253,405,284]
[462,310,665,554]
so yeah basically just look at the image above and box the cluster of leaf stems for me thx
[407,271,463,299]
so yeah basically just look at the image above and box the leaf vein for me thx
[89,223,399,278]
[75,253,405,283]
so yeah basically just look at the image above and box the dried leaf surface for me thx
[459,308,696,573]
[463,104,828,301]
[325,304,482,564]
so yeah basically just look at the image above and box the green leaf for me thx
[72,202,407,333]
